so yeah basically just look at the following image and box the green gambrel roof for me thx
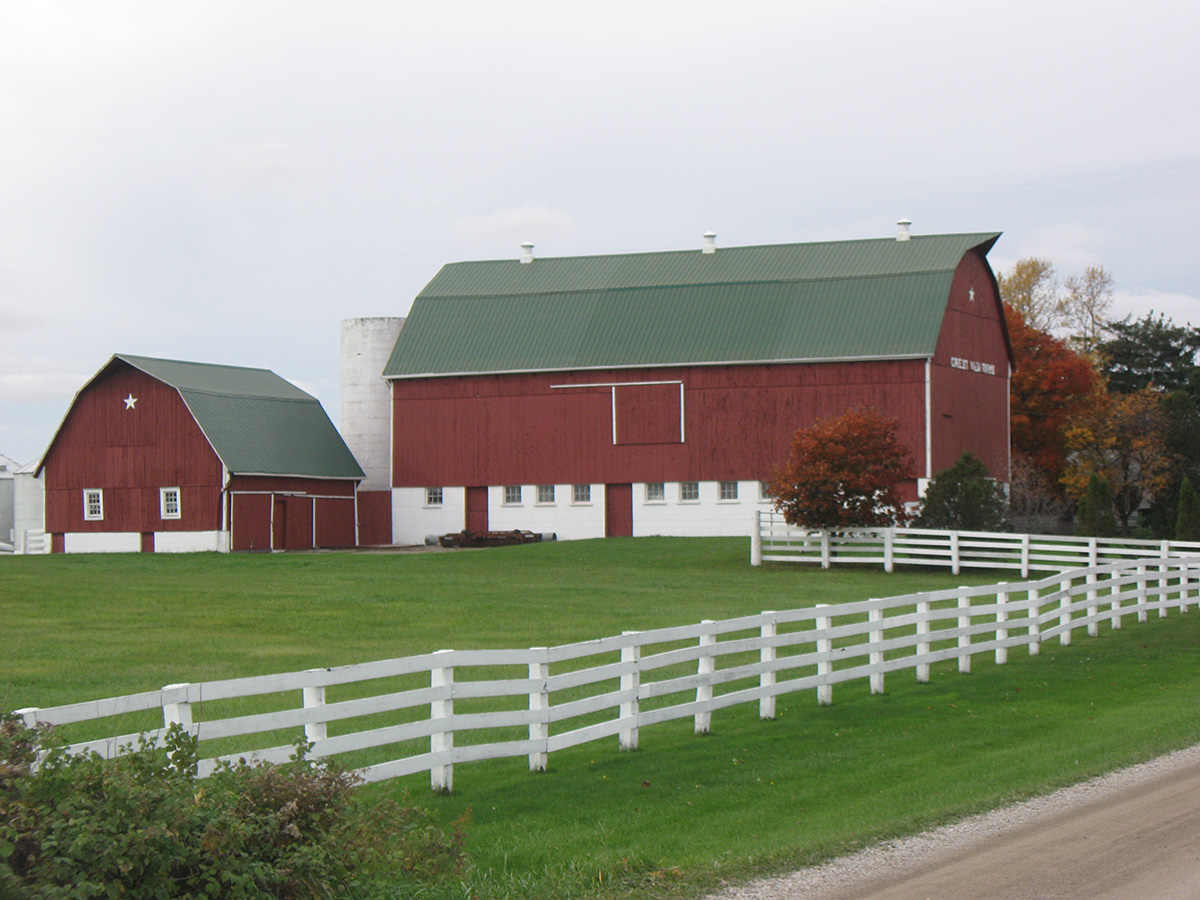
[116,354,364,480]
[384,232,1002,378]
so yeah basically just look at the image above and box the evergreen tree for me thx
[1075,473,1117,537]
[913,452,1008,531]
[1175,476,1200,541]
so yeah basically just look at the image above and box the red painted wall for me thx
[929,251,1012,480]
[43,362,223,535]
[227,475,358,550]
[356,490,392,545]
[392,360,930,489]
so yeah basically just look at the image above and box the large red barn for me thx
[38,354,364,553]
[373,227,1012,543]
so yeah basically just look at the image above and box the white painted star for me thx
[968,287,976,302]
[123,395,137,409]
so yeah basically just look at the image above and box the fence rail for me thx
[14,556,1200,791]
[751,511,1200,576]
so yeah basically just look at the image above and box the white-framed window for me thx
[718,481,739,501]
[645,482,665,503]
[160,487,181,520]
[425,487,444,506]
[83,489,104,521]
[759,481,773,502]
[537,484,555,504]
[572,483,591,504]
[504,485,523,505]
[680,482,700,502]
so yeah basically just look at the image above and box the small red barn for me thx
[39,354,364,553]
[380,228,1013,543]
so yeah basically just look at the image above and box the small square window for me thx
[537,484,555,504]
[719,481,738,501]
[680,482,699,502]
[759,480,772,501]
[160,487,181,520]
[572,484,591,504]
[425,487,443,506]
[504,485,523,505]
[645,482,665,502]
[83,489,104,521]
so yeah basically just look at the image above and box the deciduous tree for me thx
[769,408,914,529]
[1060,265,1115,358]
[1006,305,1103,490]
[998,257,1060,333]
[1062,386,1176,532]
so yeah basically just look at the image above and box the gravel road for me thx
[708,743,1200,900]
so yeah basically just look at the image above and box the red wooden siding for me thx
[466,487,488,531]
[929,251,1011,480]
[392,360,930,489]
[614,383,682,445]
[605,484,633,536]
[231,493,272,551]
[356,490,392,545]
[227,476,358,551]
[43,363,223,535]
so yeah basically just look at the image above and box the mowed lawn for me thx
[5,538,1200,900]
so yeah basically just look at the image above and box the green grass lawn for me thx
[4,537,1200,899]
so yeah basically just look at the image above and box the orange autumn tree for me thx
[1006,304,1103,490]
[769,408,914,529]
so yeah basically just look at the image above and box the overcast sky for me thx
[2,1,1197,464]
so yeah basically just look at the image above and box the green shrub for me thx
[913,451,1009,531]
[1176,475,1200,541]
[0,717,467,899]
[1075,472,1118,537]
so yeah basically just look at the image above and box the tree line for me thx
[770,257,1200,539]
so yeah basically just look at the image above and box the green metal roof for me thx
[385,232,1001,378]
[117,355,364,480]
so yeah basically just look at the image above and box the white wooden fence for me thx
[15,556,1200,792]
[751,510,1200,576]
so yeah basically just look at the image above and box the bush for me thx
[1177,475,1200,541]
[0,716,467,899]
[1075,472,1118,537]
[913,451,1009,531]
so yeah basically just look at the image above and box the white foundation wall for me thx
[632,481,769,537]
[64,532,141,553]
[392,487,467,546]
[340,318,404,492]
[488,485,605,541]
[155,531,224,553]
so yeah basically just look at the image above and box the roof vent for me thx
[519,241,535,264]
[896,218,912,242]
[702,231,717,254]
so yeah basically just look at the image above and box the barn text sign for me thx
[949,356,996,375]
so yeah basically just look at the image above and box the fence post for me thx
[1089,538,1098,566]
[430,650,454,792]
[1159,546,1170,618]
[957,592,972,674]
[1182,565,1192,613]
[995,583,1009,665]
[759,612,777,720]
[528,648,549,772]
[619,632,640,750]
[1085,570,1099,638]
[1021,533,1031,579]
[821,531,831,569]
[751,511,763,567]
[1028,586,1041,655]
[815,605,833,705]
[694,621,716,734]
[14,708,39,729]
[1110,568,1124,629]
[869,604,885,694]
[884,530,895,574]
[1059,576,1073,647]
[1137,563,1149,622]
[915,598,931,683]
[950,531,961,576]
[302,677,327,744]
[162,683,193,730]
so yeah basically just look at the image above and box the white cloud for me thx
[1111,288,1200,328]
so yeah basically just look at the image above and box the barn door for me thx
[605,483,633,537]
[465,486,488,532]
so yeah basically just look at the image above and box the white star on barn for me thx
[123,394,137,409]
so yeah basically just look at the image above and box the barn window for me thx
[537,485,555,504]
[425,487,443,506]
[572,484,591,504]
[160,487,181,520]
[645,482,665,503]
[719,481,739,501]
[83,489,104,521]
[680,482,700,502]
[504,485,523,505]
[759,481,772,502]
